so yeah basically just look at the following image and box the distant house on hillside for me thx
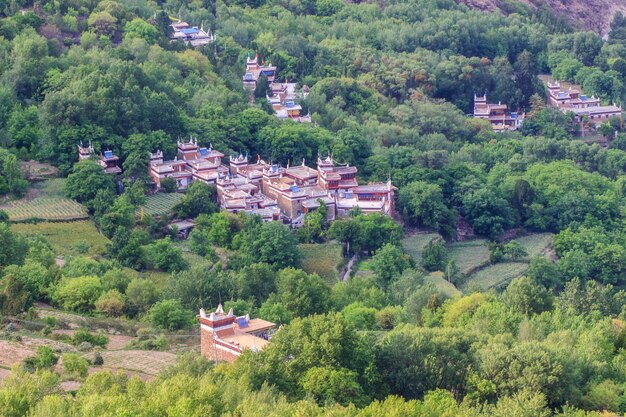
[473,94,525,132]
[242,53,276,90]
[546,81,622,125]
[198,304,276,363]
[77,143,122,175]
[169,20,215,47]
[243,53,310,122]
[149,138,227,190]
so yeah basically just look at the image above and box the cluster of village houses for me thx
[242,53,311,122]
[78,138,395,228]
[473,81,623,132]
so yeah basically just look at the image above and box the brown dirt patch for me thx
[0,341,35,367]
[97,350,177,376]
[20,160,59,180]
[0,368,11,382]
[106,335,133,350]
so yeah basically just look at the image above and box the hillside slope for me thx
[459,0,626,35]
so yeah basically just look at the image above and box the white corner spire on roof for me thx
[215,304,224,314]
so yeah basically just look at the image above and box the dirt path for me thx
[340,253,358,282]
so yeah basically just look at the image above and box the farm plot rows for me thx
[12,221,110,256]
[2,198,88,221]
[401,233,442,261]
[141,193,184,217]
[447,239,490,275]
[461,262,530,292]
[300,243,344,283]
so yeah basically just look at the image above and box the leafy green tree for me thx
[2,260,52,303]
[8,105,41,152]
[101,268,133,293]
[341,302,377,331]
[0,148,28,196]
[258,297,294,324]
[61,353,89,379]
[527,257,561,289]
[235,221,301,269]
[275,267,330,318]
[398,181,456,238]
[148,299,193,330]
[376,325,476,399]
[301,366,365,406]
[65,161,115,209]
[95,289,126,317]
[236,263,276,303]
[357,213,403,254]
[421,239,448,272]
[125,278,159,315]
[53,276,103,312]
[327,217,363,255]
[371,244,412,287]
[461,186,515,238]
[124,18,160,44]
[159,177,177,193]
[23,347,58,372]
[97,195,134,238]
[174,182,218,219]
[503,276,553,315]
[142,238,188,273]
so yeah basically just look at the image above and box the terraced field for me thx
[447,239,490,275]
[425,271,462,298]
[300,243,344,283]
[12,221,110,256]
[516,233,553,257]
[461,262,529,292]
[1,179,87,222]
[401,233,442,261]
[141,193,184,217]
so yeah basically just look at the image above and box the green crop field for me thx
[12,221,109,256]
[461,262,529,292]
[300,243,344,283]
[141,193,184,217]
[401,233,442,261]
[516,233,553,257]
[425,271,462,298]
[1,179,87,222]
[447,239,490,275]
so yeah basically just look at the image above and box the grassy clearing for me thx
[12,220,109,256]
[1,179,87,222]
[516,233,553,257]
[299,243,343,284]
[425,271,462,298]
[97,350,178,376]
[447,239,490,275]
[401,233,442,261]
[461,262,529,292]
[141,193,184,217]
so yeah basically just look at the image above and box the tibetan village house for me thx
[242,53,276,89]
[243,54,310,123]
[546,81,623,125]
[473,94,525,132]
[267,81,311,123]
[149,138,228,190]
[77,143,122,175]
[170,20,215,47]
[149,139,396,227]
[199,304,276,363]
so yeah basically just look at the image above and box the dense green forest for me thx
[2,0,626,415]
